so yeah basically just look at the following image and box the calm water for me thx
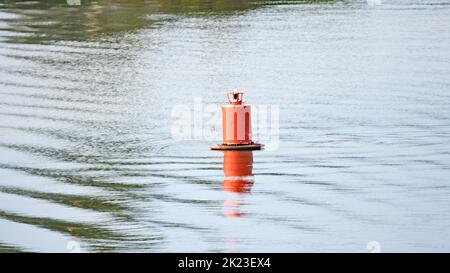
[0,0,450,252]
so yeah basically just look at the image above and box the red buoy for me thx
[211,91,262,150]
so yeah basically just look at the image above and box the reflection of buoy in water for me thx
[211,91,263,150]
[222,151,254,193]
[222,200,246,218]
[221,151,254,218]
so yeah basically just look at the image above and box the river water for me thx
[0,0,449,252]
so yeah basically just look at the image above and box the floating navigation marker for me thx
[210,91,263,151]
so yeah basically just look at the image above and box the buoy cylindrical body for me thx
[222,91,252,145]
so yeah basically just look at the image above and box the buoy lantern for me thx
[211,91,263,150]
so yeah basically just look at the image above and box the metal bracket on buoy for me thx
[210,91,263,151]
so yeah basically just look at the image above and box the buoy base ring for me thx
[210,143,263,151]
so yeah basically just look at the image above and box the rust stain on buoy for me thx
[210,91,263,151]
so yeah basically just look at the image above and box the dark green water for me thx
[0,0,450,252]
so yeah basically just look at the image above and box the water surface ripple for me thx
[0,0,450,252]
